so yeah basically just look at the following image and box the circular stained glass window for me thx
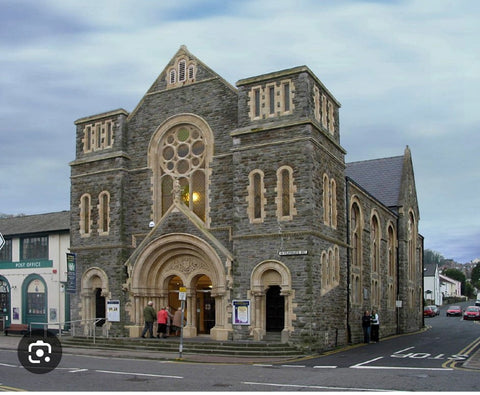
[160,124,206,176]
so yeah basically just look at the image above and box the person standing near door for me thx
[362,310,371,343]
[371,309,380,343]
[140,301,155,338]
[157,306,168,338]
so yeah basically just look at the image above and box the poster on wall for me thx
[232,300,250,325]
[66,253,76,294]
[107,300,120,322]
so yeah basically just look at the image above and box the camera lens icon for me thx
[28,340,52,364]
[18,330,62,374]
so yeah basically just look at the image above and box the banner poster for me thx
[232,300,250,325]
[66,253,77,294]
[107,300,120,322]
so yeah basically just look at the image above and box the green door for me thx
[22,275,48,329]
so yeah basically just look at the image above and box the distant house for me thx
[424,263,441,305]
[440,274,462,298]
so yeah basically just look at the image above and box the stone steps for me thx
[60,336,302,357]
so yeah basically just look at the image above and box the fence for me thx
[29,318,108,343]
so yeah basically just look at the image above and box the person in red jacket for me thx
[157,307,168,338]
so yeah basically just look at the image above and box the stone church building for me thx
[69,46,423,350]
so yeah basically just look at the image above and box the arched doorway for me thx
[80,267,110,332]
[266,285,284,332]
[128,233,232,340]
[22,275,47,327]
[250,260,294,343]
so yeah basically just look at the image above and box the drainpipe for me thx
[346,178,351,344]
[396,215,400,334]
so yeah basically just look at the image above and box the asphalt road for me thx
[1,301,479,391]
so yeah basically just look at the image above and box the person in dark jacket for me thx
[362,310,371,343]
[141,301,156,338]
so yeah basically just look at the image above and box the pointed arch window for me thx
[323,174,330,226]
[371,215,380,273]
[156,123,208,222]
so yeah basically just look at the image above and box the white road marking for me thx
[313,365,338,368]
[0,362,17,368]
[95,369,183,379]
[242,381,392,392]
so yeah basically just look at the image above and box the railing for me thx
[29,318,107,344]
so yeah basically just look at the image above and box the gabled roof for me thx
[345,155,404,209]
[424,263,438,277]
[0,211,70,237]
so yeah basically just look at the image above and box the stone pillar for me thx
[252,291,265,341]
[183,292,197,337]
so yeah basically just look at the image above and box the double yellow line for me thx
[0,385,25,392]
[443,336,480,370]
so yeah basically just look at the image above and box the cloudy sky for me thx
[1,0,479,263]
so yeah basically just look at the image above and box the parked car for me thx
[427,305,440,316]
[446,305,462,316]
[424,306,436,317]
[463,306,480,320]
[475,300,480,307]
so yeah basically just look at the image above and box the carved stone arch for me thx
[127,233,231,340]
[80,267,110,333]
[249,260,294,343]
[147,114,214,224]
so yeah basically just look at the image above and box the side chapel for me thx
[69,46,423,349]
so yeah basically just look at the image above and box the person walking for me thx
[140,301,156,338]
[371,309,380,343]
[157,306,168,338]
[362,310,371,343]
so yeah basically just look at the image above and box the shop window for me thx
[0,239,12,262]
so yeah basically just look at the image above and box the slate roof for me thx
[424,263,438,277]
[345,155,404,209]
[0,211,70,237]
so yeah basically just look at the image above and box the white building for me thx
[424,263,442,305]
[0,212,70,331]
[439,274,462,298]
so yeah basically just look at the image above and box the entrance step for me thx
[59,336,303,357]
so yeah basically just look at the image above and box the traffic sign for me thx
[179,286,187,301]
[0,233,5,251]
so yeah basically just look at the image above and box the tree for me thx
[424,249,445,265]
[471,263,480,290]
[443,268,466,295]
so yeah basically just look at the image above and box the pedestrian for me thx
[371,309,380,343]
[157,306,168,338]
[172,308,184,336]
[166,306,174,336]
[140,301,156,338]
[362,310,371,343]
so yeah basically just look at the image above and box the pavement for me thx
[1,333,480,368]
[0,334,301,365]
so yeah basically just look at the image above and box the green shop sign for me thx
[0,260,53,269]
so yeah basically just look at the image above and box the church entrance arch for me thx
[128,233,231,340]
[250,260,294,343]
[80,267,110,334]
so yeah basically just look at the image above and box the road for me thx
[0,301,479,391]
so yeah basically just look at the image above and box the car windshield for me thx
[449,306,460,310]
[466,307,478,312]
